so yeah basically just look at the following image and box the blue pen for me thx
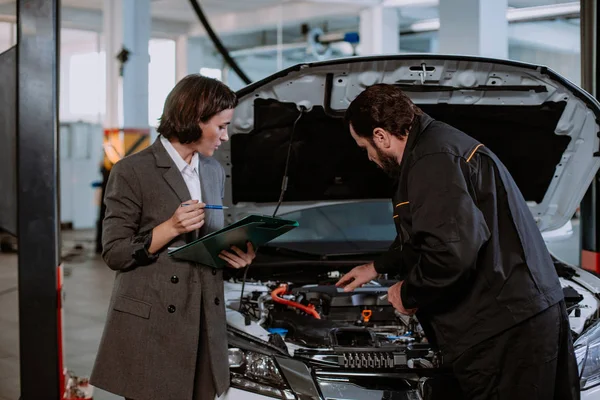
[204,205,229,210]
[181,203,228,210]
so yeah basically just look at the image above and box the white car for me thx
[214,55,600,399]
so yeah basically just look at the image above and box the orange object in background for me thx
[362,309,372,323]
[582,250,600,274]
[271,284,321,319]
[103,128,150,170]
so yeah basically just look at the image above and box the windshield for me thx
[270,201,396,251]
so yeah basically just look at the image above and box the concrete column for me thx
[359,6,399,56]
[103,0,122,128]
[176,35,188,82]
[439,0,508,59]
[122,0,151,128]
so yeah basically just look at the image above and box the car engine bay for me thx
[224,265,598,371]
[226,279,443,372]
[220,259,600,399]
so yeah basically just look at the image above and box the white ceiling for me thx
[59,0,296,23]
[0,0,582,51]
[10,0,581,24]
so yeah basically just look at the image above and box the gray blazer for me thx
[90,138,229,400]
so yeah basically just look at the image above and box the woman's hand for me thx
[169,200,206,235]
[148,200,205,254]
[219,242,256,269]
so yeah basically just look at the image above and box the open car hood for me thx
[219,55,600,233]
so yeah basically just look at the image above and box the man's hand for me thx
[336,263,378,292]
[219,242,256,269]
[388,281,417,315]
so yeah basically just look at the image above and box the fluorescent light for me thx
[409,18,440,32]
[382,0,438,6]
[302,0,438,5]
[406,2,580,33]
[507,2,579,22]
[301,0,379,5]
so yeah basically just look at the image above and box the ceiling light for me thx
[406,2,580,33]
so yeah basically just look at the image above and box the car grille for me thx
[338,352,407,369]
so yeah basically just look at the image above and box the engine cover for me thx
[291,284,395,324]
[268,284,421,348]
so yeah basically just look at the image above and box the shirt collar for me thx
[160,135,199,173]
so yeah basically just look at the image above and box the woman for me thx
[90,75,255,400]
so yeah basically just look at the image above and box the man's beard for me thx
[375,146,402,178]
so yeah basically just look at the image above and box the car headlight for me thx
[575,320,600,390]
[228,347,296,399]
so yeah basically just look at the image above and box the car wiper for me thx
[259,245,383,260]
[258,245,323,259]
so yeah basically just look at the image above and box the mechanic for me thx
[90,75,256,400]
[336,84,580,399]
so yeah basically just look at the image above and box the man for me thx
[336,84,579,399]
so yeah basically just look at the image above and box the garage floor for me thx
[0,221,583,400]
[0,229,120,400]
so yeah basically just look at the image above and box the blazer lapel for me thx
[163,168,191,203]
[152,137,191,203]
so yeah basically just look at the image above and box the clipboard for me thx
[168,214,299,268]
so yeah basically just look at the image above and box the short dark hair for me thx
[157,74,237,144]
[345,84,423,140]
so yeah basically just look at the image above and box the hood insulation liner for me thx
[231,98,570,205]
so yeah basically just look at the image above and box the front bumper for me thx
[318,380,421,400]
[217,383,421,400]
[218,387,280,400]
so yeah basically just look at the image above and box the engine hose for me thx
[188,0,252,85]
[271,284,321,319]
[257,293,271,326]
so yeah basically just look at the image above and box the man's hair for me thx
[345,84,423,140]
[157,74,237,144]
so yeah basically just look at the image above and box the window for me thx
[200,67,223,81]
[271,201,396,244]
[148,39,176,127]
[66,37,176,127]
[68,51,106,118]
[0,22,14,54]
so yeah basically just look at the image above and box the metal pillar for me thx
[359,5,399,56]
[579,0,600,273]
[17,0,61,398]
[122,0,151,128]
[439,0,508,59]
[0,46,16,236]
[98,0,151,253]
[97,0,123,254]
[103,0,122,129]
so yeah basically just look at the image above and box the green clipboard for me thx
[168,214,299,268]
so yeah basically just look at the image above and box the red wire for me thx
[271,284,321,319]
